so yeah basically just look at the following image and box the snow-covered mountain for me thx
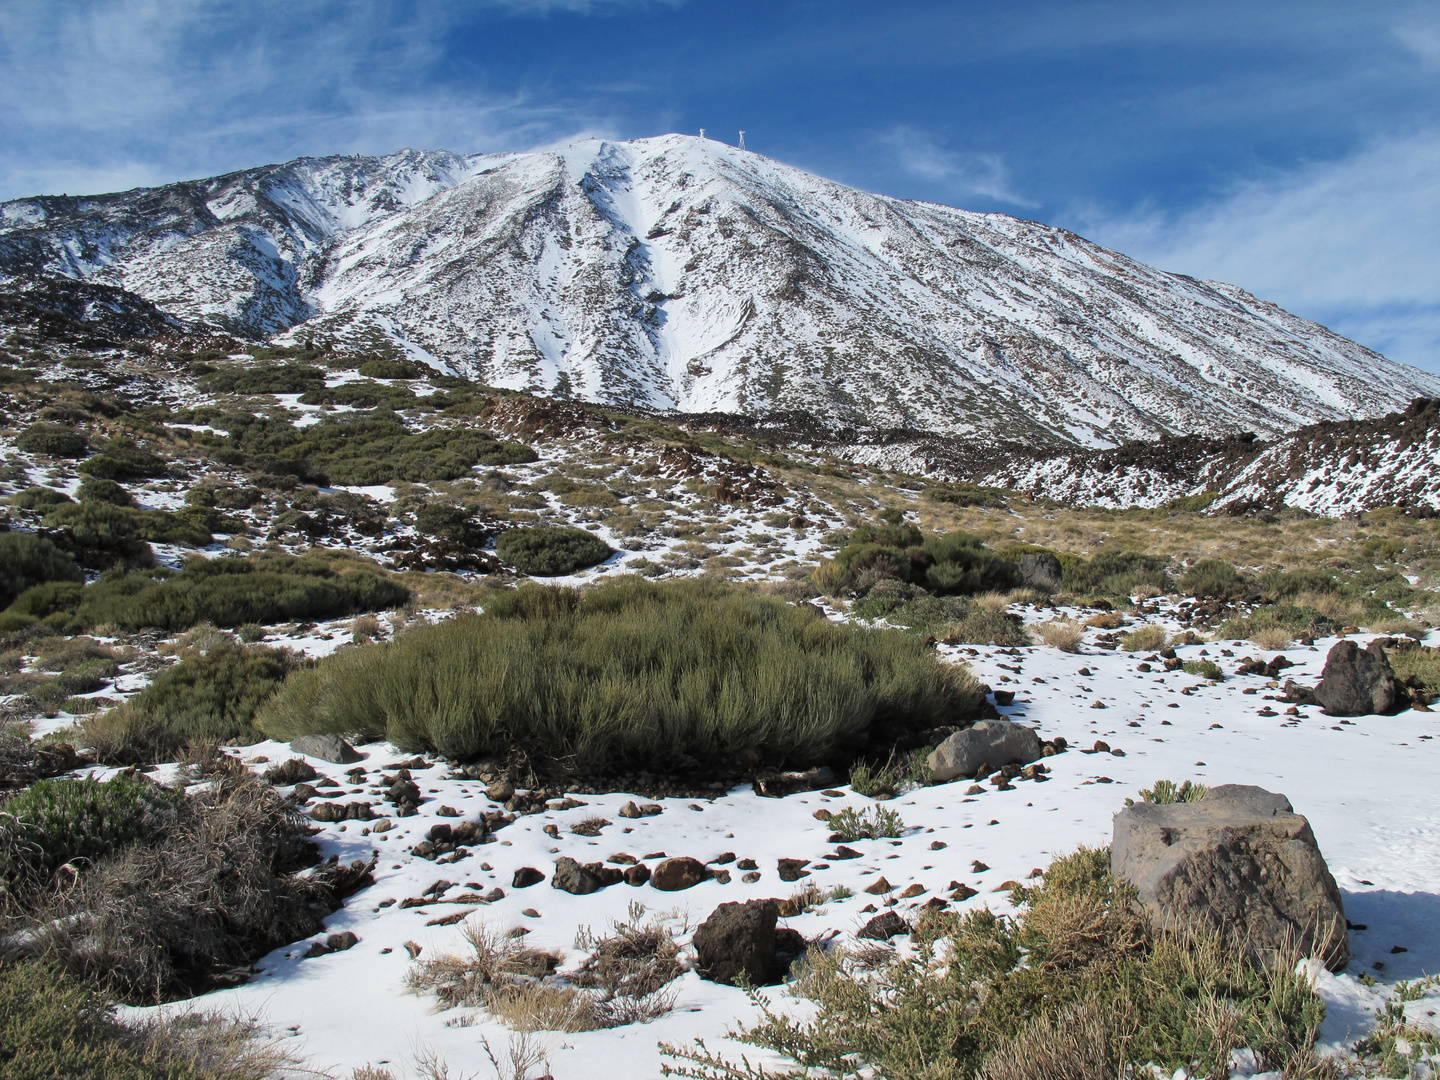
[3,135,1437,446]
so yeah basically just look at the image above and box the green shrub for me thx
[852,589,968,634]
[922,532,1019,595]
[1062,549,1172,598]
[201,363,325,395]
[1182,659,1224,680]
[257,577,984,771]
[76,439,167,480]
[83,644,295,764]
[1388,645,1440,696]
[0,532,83,608]
[16,423,88,458]
[42,501,210,550]
[921,484,1007,508]
[16,553,409,634]
[296,380,415,408]
[1119,625,1169,652]
[663,846,1326,1080]
[826,804,906,841]
[1219,603,1331,641]
[9,486,74,510]
[1126,779,1209,806]
[0,960,283,1079]
[356,357,420,379]
[77,477,133,506]
[1180,558,1247,600]
[414,502,487,545]
[940,610,1032,647]
[1,774,181,886]
[497,525,613,576]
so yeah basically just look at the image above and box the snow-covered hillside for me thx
[4,136,1437,446]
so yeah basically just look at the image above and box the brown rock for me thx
[651,857,708,891]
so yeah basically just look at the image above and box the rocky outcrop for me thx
[1314,640,1403,716]
[1112,785,1348,971]
[289,734,361,764]
[927,719,1042,783]
[693,900,787,985]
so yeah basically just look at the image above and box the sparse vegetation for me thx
[1119,624,1168,652]
[825,804,907,841]
[662,846,1326,1079]
[1126,778,1209,806]
[1038,619,1085,652]
[495,526,613,576]
[1182,659,1224,681]
[258,577,983,772]
[0,532,83,608]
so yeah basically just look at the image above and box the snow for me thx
[105,613,1440,1078]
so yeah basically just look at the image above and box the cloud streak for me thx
[876,126,1035,207]
[1075,131,1440,373]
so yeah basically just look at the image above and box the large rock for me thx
[693,899,779,985]
[1314,640,1402,716]
[289,734,362,764]
[551,857,603,895]
[1112,785,1348,971]
[651,856,708,891]
[1016,552,1062,591]
[927,719,1042,783]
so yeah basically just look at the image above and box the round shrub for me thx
[1180,558,1247,601]
[356,357,420,379]
[0,532,83,608]
[77,476,133,506]
[257,577,985,772]
[15,423,88,458]
[76,439,168,481]
[9,486,74,511]
[496,525,613,576]
[0,774,181,886]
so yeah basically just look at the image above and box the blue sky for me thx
[1,0,1436,372]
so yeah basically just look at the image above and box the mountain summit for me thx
[3,134,1435,445]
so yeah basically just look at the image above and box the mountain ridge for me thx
[3,134,1436,447]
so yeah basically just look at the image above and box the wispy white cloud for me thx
[0,1,617,200]
[876,126,1034,207]
[1075,131,1440,373]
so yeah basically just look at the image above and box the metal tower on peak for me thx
[699,128,705,139]
[738,131,746,151]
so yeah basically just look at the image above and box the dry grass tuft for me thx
[980,998,1126,1080]
[972,591,1012,613]
[1119,625,1168,652]
[1039,620,1085,652]
[1250,626,1294,651]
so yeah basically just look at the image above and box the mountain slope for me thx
[3,135,1437,445]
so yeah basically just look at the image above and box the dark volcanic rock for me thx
[512,867,545,888]
[289,734,362,764]
[857,912,911,941]
[1314,640,1403,716]
[693,899,779,985]
[551,857,604,895]
[651,857,708,891]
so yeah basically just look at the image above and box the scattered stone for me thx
[813,808,833,821]
[971,860,990,873]
[950,884,979,901]
[929,840,947,850]
[435,805,459,818]
[964,785,985,795]
[736,858,758,870]
[1112,784,1348,971]
[712,868,732,884]
[711,852,736,864]
[897,883,926,898]
[741,871,761,884]
[652,857,709,891]
[857,912,910,941]
[521,909,539,918]
[777,858,810,882]
[993,690,1016,706]
[831,846,862,860]
[640,804,664,816]
[753,766,837,798]
[551,856,605,895]
[311,801,375,822]
[543,823,561,839]
[864,876,893,895]
[927,719,1042,783]
[370,818,393,833]
[404,941,422,959]
[512,867,545,888]
[618,800,642,818]
[486,779,515,803]
[427,910,472,926]
[289,734,362,764]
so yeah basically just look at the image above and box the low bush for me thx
[257,577,984,772]
[26,772,323,1000]
[1250,626,1294,651]
[296,381,415,409]
[16,422,89,458]
[82,644,296,764]
[1387,645,1440,696]
[42,501,212,550]
[1062,549,1172,599]
[0,960,296,1079]
[0,773,182,892]
[921,484,1007,508]
[202,363,325,395]
[1182,659,1224,681]
[497,525,612,576]
[922,531,1020,596]
[356,357,421,379]
[76,476,133,506]
[939,610,1032,647]
[9,486,74,510]
[76,439,168,480]
[1126,778,1208,806]
[1119,625,1168,652]
[1220,603,1332,642]
[662,846,1326,1079]
[5,552,409,634]
[0,532,83,608]
[826,804,906,841]
[1180,558,1247,601]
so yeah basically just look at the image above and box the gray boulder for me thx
[1112,784,1348,971]
[289,734,361,764]
[927,719,1042,783]
[1315,640,1402,716]
[693,899,779,985]
[551,857,603,895]
[1016,551,1063,591]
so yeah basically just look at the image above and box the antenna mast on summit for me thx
[699,128,705,139]
[738,131,746,151]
